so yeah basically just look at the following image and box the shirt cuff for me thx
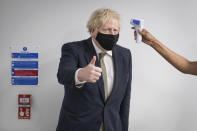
[75,68,86,88]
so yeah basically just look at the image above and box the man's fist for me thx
[78,56,102,83]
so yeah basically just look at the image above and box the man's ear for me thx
[90,29,95,34]
[90,29,97,37]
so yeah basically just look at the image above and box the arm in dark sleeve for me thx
[119,51,132,131]
[57,43,78,87]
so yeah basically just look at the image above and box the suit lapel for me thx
[84,38,105,102]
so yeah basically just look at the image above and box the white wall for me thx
[0,0,197,131]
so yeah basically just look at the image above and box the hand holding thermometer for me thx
[130,19,144,43]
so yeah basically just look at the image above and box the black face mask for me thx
[96,32,119,50]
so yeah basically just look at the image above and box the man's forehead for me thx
[101,24,119,28]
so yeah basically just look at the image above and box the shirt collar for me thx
[91,38,112,57]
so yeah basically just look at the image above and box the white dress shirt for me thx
[75,38,115,96]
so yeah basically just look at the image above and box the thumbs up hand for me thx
[78,56,102,83]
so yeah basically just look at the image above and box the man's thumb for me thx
[89,56,96,65]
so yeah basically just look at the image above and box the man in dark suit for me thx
[56,8,132,131]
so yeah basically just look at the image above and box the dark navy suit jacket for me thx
[56,37,132,131]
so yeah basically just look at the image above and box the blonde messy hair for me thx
[87,8,121,33]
